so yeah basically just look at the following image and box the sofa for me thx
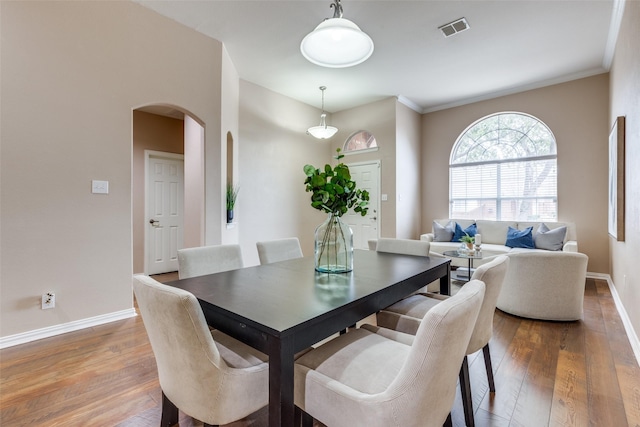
[420,219,578,268]
[420,218,588,320]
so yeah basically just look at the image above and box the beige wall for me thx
[0,1,226,337]
[132,111,184,274]
[238,81,331,266]
[331,98,398,238]
[395,102,422,239]
[609,1,640,342]
[236,93,416,265]
[421,74,610,274]
[184,115,205,249]
[219,47,240,245]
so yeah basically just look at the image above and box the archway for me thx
[132,104,205,274]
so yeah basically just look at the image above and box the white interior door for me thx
[146,153,184,274]
[345,161,380,250]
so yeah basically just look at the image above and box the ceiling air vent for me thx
[439,18,470,38]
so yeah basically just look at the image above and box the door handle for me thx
[371,217,377,221]
[149,219,160,226]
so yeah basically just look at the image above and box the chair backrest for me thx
[177,244,243,279]
[375,238,430,257]
[132,275,227,415]
[467,255,509,354]
[388,280,485,426]
[256,237,303,265]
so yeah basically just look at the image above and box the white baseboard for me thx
[0,308,137,349]
[587,272,640,366]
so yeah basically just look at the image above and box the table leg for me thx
[468,258,473,282]
[268,335,295,427]
[440,263,451,295]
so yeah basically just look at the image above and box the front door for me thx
[344,161,380,250]
[146,153,184,274]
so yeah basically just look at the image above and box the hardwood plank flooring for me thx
[1,277,639,427]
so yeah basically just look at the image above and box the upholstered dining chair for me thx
[375,238,443,292]
[177,244,243,279]
[132,275,268,427]
[374,237,431,256]
[294,280,486,427]
[375,255,510,427]
[256,237,303,265]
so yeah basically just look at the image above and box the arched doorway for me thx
[132,105,205,274]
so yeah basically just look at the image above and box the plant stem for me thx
[317,213,348,271]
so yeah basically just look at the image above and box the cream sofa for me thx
[420,219,578,268]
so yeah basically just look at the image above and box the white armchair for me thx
[497,251,588,321]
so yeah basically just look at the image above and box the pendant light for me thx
[300,0,374,68]
[307,86,338,139]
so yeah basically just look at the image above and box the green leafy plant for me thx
[459,232,475,244]
[226,184,239,211]
[304,149,370,272]
[303,149,369,217]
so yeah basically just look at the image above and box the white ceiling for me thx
[135,0,621,114]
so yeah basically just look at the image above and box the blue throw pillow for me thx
[505,226,534,248]
[452,222,477,242]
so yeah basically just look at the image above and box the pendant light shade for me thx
[301,0,374,68]
[307,86,338,139]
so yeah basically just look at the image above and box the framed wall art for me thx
[608,116,625,241]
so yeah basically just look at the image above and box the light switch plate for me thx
[381,194,388,201]
[92,180,109,194]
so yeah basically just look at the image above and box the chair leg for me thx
[443,412,453,427]
[301,410,314,427]
[295,406,302,426]
[160,391,179,427]
[482,343,496,392]
[459,356,475,427]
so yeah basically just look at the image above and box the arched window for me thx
[343,130,378,154]
[450,112,557,221]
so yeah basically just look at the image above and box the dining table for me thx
[166,249,451,427]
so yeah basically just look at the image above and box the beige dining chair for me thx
[375,238,442,293]
[375,237,431,256]
[256,237,303,265]
[177,244,243,279]
[132,275,268,427]
[375,255,510,427]
[295,279,485,427]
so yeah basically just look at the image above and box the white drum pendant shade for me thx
[301,18,374,68]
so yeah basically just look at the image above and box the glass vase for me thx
[314,213,353,273]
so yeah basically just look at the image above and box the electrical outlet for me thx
[42,292,55,309]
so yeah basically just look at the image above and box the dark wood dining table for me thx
[166,249,451,427]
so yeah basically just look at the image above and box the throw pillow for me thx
[505,226,534,248]
[452,222,477,242]
[534,223,567,251]
[433,220,455,242]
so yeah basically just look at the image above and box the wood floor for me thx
[1,276,639,427]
